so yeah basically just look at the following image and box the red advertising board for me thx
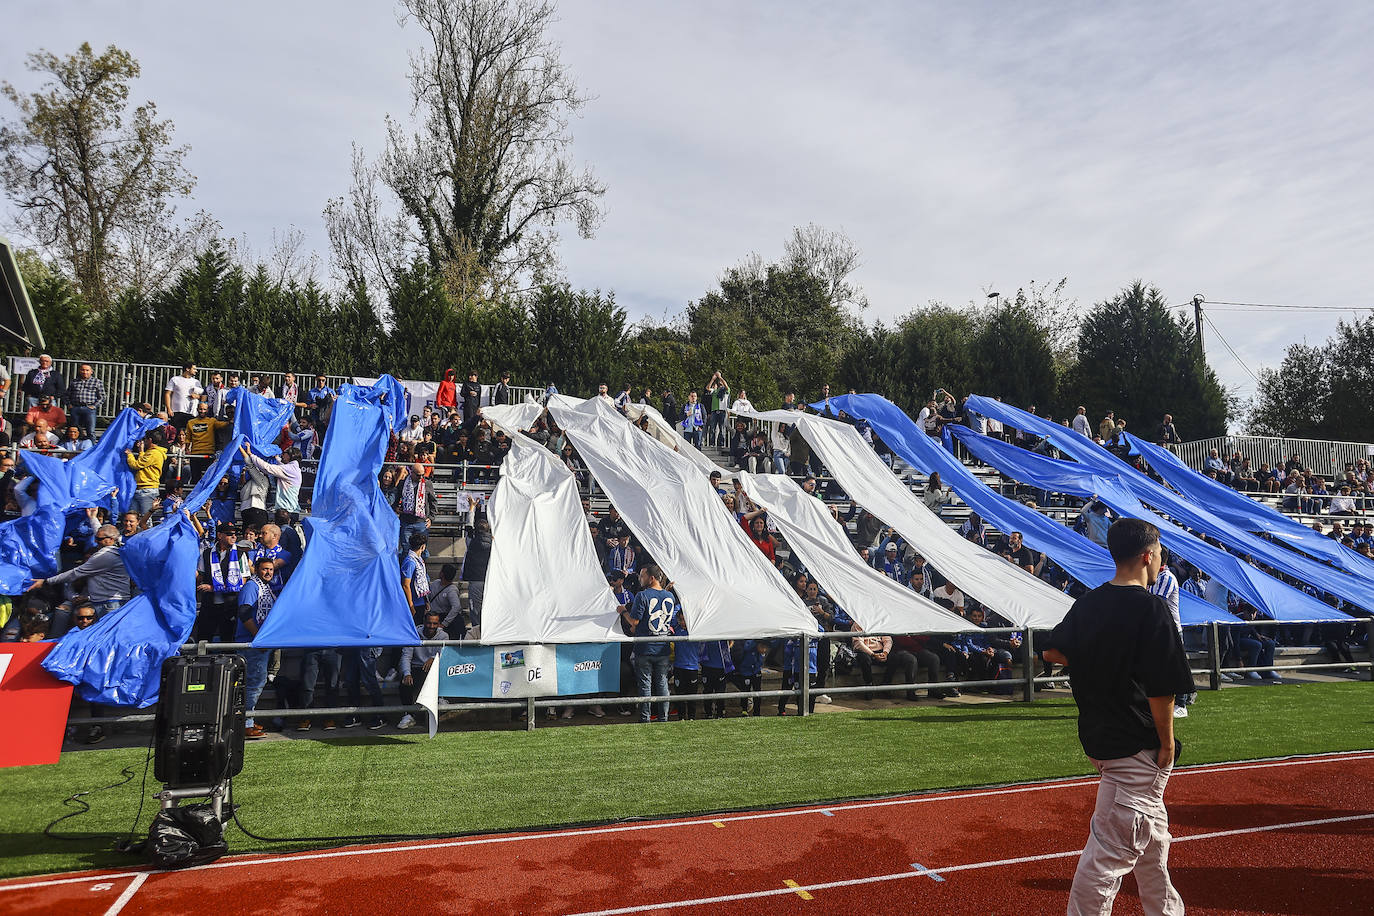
[0,643,74,767]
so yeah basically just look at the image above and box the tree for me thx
[1,43,199,309]
[326,0,605,301]
[973,303,1058,411]
[1068,281,1229,438]
[782,223,865,309]
[1248,344,1331,438]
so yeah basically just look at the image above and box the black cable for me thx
[43,730,156,847]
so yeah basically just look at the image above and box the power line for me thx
[1205,299,1374,312]
[1201,311,1261,385]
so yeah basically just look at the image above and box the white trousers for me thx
[1067,749,1184,916]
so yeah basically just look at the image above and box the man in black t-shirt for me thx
[1044,518,1191,916]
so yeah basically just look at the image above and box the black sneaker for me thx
[367,717,385,730]
[342,717,361,728]
[85,725,106,745]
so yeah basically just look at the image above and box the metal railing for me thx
[1174,435,1374,481]
[63,622,1373,731]
[5,355,550,422]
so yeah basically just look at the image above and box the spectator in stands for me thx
[1232,605,1280,681]
[923,472,951,514]
[184,403,226,481]
[917,399,941,437]
[461,370,482,429]
[700,639,735,718]
[892,631,955,699]
[621,565,676,723]
[393,462,436,552]
[1156,414,1181,445]
[1233,458,1261,492]
[31,524,129,616]
[769,422,790,473]
[61,364,103,440]
[396,610,446,729]
[195,521,248,642]
[400,532,430,621]
[958,511,989,547]
[1071,406,1091,437]
[701,371,728,447]
[606,534,637,580]
[493,370,512,406]
[999,531,1037,574]
[1330,486,1358,516]
[1203,448,1231,484]
[1096,411,1115,442]
[25,394,66,433]
[1309,476,1330,512]
[124,430,168,516]
[730,389,755,415]
[58,424,93,454]
[401,414,425,443]
[879,542,906,582]
[430,563,464,637]
[678,390,704,448]
[22,354,65,407]
[909,567,935,600]
[245,445,302,515]
[613,382,633,414]
[201,371,227,419]
[163,363,203,429]
[238,555,279,739]
[1080,501,1112,547]
[1255,462,1281,493]
[461,516,492,633]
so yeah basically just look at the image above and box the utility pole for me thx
[1192,294,1206,358]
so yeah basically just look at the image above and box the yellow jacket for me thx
[126,445,167,490]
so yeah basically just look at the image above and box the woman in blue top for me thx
[732,640,768,716]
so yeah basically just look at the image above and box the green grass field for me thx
[3,682,1371,880]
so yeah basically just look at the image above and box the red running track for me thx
[4,751,1373,916]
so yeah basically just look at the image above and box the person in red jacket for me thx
[436,368,458,418]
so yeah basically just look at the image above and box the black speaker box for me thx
[154,655,246,789]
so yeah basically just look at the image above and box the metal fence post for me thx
[526,695,536,732]
[1022,629,1036,703]
[1208,621,1222,690]
[799,632,811,716]
[1367,619,1374,683]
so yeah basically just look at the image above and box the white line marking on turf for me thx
[102,873,146,916]
[565,813,1374,916]
[4,750,1371,892]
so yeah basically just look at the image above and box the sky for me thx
[5,1,1374,418]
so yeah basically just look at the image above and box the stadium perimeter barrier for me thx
[3,356,546,420]
[64,623,1374,731]
[1173,435,1374,483]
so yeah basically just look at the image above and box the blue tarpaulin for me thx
[1123,431,1374,576]
[252,376,419,648]
[949,427,1350,623]
[0,453,73,591]
[827,394,1235,625]
[966,396,1374,613]
[231,390,293,458]
[67,408,166,514]
[42,437,247,706]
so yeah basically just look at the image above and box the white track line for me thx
[102,872,146,916]
[565,812,1374,916]
[4,749,1371,892]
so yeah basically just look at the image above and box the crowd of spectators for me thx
[5,357,1368,740]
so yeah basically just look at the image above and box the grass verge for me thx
[2,681,1371,879]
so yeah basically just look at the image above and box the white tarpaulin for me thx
[623,401,723,477]
[738,471,977,634]
[548,396,817,638]
[474,425,624,645]
[740,409,1070,629]
[484,402,545,435]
